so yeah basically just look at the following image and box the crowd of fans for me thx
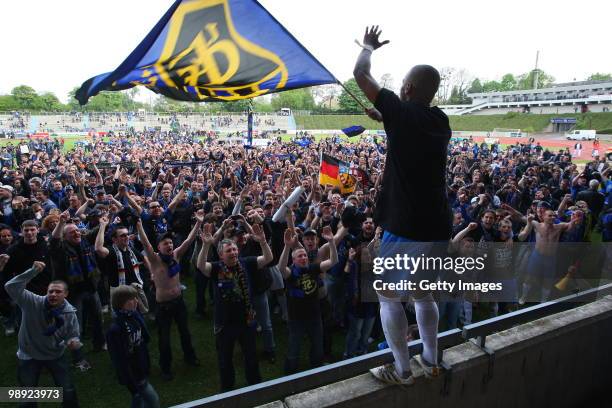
[0,130,611,406]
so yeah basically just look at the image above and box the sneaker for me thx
[4,326,15,336]
[518,295,527,306]
[370,363,415,387]
[101,305,109,314]
[412,355,440,378]
[180,284,187,291]
[74,359,92,372]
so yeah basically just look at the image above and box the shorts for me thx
[377,231,435,290]
[526,250,557,279]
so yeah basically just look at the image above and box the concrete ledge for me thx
[271,296,612,408]
[256,402,286,408]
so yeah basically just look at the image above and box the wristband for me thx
[354,39,374,52]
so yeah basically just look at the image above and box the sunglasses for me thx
[149,204,160,209]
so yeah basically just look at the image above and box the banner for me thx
[319,153,356,195]
[76,0,337,104]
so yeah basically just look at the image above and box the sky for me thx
[1,0,611,103]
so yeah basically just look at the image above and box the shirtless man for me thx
[518,209,577,303]
[135,210,204,381]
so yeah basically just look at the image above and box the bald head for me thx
[400,65,441,104]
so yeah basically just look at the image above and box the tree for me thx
[517,69,554,90]
[437,67,455,103]
[467,78,484,94]
[270,88,315,112]
[221,99,252,112]
[500,73,517,91]
[337,78,368,113]
[11,85,39,109]
[39,92,64,111]
[0,95,18,111]
[85,91,131,111]
[587,73,612,81]
[482,80,503,92]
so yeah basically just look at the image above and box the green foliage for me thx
[11,85,39,109]
[85,91,132,111]
[500,73,517,91]
[270,88,315,112]
[220,99,252,112]
[482,80,502,92]
[517,69,554,90]
[38,92,65,111]
[475,70,555,93]
[448,86,471,104]
[467,78,483,93]
[587,73,612,81]
[0,95,18,111]
[337,79,369,113]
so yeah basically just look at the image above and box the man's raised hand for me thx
[283,228,298,248]
[60,210,70,223]
[321,226,334,242]
[200,223,215,246]
[363,26,390,50]
[251,224,266,243]
[32,261,46,274]
[99,216,109,228]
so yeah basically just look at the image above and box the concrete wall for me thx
[257,296,612,408]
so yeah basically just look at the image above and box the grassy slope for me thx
[295,112,612,133]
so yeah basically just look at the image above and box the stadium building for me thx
[441,80,612,116]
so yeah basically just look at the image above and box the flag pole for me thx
[337,81,368,111]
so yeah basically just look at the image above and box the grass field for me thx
[295,112,612,133]
[0,273,354,407]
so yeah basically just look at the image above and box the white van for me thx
[566,130,596,140]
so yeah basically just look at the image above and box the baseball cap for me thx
[0,185,14,193]
[537,201,552,209]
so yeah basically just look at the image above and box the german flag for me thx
[319,153,357,195]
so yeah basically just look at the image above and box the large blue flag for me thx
[76,0,337,105]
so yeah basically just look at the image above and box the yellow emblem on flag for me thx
[147,0,289,101]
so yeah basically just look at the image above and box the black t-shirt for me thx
[374,88,452,240]
[100,246,145,287]
[286,264,322,321]
[210,256,258,330]
[3,238,51,296]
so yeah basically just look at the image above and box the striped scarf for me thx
[219,260,256,327]
[112,244,142,285]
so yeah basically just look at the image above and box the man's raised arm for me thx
[353,26,389,122]
[196,223,215,277]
